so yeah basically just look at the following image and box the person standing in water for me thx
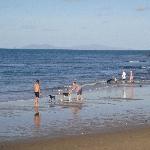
[129,70,134,83]
[122,70,126,81]
[34,80,41,107]
[71,81,82,101]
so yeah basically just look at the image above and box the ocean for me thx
[0,49,150,102]
[0,49,150,141]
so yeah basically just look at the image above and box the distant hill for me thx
[19,43,131,50]
[21,44,57,49]
[70,44,128,50]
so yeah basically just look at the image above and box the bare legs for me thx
[77,94,82,101]
[34,97,39,107]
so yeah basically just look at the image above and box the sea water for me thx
[0,49,150,141]
[0,49,150,102]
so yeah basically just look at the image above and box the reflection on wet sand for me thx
[0,84,149,141]
[70,105,82,115]
[121,85,134,99]
[127,85,134,99]
[122,87,127,99]
[34,106,41,128]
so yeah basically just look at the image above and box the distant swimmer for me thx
[71,81,82,101]
[33,80,41,107]
[129,70,134,83]
[122,70,126,81]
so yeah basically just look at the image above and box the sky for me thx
[0,0,150,49]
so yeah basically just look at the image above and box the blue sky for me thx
[0,0,150,49]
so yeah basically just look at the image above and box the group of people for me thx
[33,80,82,107]
[33,70,134,107]
[107,70,134,84]
[122,70,134,83]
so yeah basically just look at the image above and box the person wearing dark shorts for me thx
[33,80,41,107]
[77,88,82,95]
[34,92,39,98]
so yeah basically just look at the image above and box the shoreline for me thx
[1,126,150,150]
[0,83,150,145]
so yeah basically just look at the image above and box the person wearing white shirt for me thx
[122,70,126,80]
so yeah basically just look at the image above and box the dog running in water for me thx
[63,92,70,96]
[49,95,55,102]
[62,92,72,102]
[107,77,117,84]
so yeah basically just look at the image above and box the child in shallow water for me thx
[122,70,126,81]
[129,71,134,83]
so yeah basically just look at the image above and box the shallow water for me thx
[0,49,150,102]
[0,84,150,141]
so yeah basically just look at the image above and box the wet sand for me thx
[0,83,150,149]
[1,127,150,150]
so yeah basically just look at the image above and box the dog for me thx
[107,79,114,84]
[62,92,72,102]
[49,95,55,103]
[63,92,70,96]
[107,78,117,84]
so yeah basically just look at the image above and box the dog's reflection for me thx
[70,105,82,115]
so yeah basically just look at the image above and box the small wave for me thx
[0,64,26,67]
[129,60,146,63]
[142,66,146,69]
[0,89,32,94]
[121,66,141,69]
[129,60,140,63]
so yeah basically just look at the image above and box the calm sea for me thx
[0,49,150,102]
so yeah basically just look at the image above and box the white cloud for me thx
[136,5,150,11]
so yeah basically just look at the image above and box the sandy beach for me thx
[1,127,150,150]
[0,83,150,150]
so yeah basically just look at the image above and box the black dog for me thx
[107,78,117,84]
[63,92,70,96]
[49,95,55,102]
[107,79,114,84]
